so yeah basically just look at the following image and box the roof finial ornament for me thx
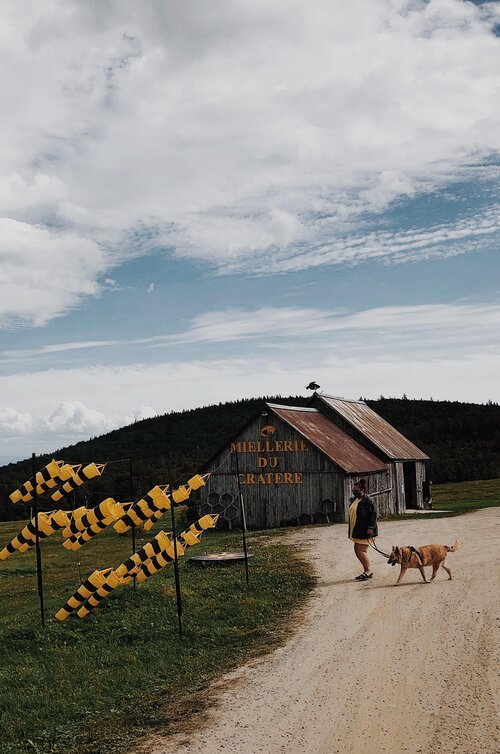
[306,381,320,390]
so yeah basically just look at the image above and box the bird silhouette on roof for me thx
[306,381,320,390]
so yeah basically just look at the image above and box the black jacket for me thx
[349,495,378,539]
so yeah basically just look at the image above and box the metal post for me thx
[168,466,183,637]
[32,453,45,628]
[129,459,137,589]
[74,492,83,583]
[234,451,250,585]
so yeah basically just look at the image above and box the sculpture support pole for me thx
[168,465,183,637]
[32,453,45,628]
[234,452,250,585]
[129,458,137,589]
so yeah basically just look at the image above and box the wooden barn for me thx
[198,396,429,529]
[307,394,430,513]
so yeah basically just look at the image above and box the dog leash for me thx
[368,538,391,559]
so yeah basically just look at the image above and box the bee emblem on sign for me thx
[261,425,276,437]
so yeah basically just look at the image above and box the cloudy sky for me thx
[0,0,499,463]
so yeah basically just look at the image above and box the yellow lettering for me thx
[300,441,307,451]
[246,473,255,484]
[257,456,268,468]
[275,440,283,451]
[257,474,267,484]
[248,441,256,452]
[269,456,278,468]
[265,473,273,484]
[294,472,303,484]
[274,473,283,483]
[284,472,293,484]
[284,440,293,451]
[231,442,242,452]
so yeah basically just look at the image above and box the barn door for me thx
[403,462,418,509]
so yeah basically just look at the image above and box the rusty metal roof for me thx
[267,404,388,473]
[316,395,429,461]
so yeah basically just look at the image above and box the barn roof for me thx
[314,394,429,461]
[267,404,388,474]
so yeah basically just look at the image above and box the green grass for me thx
[383,477,500,521]
[0,515,315,754]
[431,477,500,514]
[1,479,498,753]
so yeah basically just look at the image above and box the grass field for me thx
[383,477,500,521]
[0,514,314,754]
[431,477,500,514]
[0,479,498,754]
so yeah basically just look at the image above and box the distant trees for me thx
[365,398,500,483]
[0,395,498,520]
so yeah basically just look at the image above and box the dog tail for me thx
[446,539,462,553]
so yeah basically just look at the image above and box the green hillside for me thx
[0,395,498,520]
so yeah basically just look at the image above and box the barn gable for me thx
[310,394,429,461]
[267,404,387,474]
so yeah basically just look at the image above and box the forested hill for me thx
[366,397,499,483]
[0,395,498,520]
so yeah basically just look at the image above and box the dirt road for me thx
[150,509,500,754]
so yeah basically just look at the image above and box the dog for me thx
[387,540,461,585]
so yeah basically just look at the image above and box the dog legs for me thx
[441,562,452,580]
[429,561,452,581]
[395,563,427,585]
[417,563,427,583]
[396,566,407,585]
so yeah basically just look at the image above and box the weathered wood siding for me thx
[342,470,394,520]
[415,460,426,509]
[393,462,406,512]
[200,412,397,528]
[201,413,345,528]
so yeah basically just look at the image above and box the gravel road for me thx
[148,508,500,754]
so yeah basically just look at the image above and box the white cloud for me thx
[166,302,500,347]
[0,345,497,463]
[3,301,500,361]
[0,218,106,326]
[1,0,500,324]
[147,282,154,294]
[0,398,158,464]
[220,204,500,273]
[41,400,157,435]
[43,401,117,435]
[162,208,305,264]
[0,299,498,461]
[0,407,33,435]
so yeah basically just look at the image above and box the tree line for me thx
[0,395,498,521]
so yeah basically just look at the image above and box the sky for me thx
[0,0,499,464]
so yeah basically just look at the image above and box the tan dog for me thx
[387,540,461,585]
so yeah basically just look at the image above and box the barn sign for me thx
[231,426,307,485]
